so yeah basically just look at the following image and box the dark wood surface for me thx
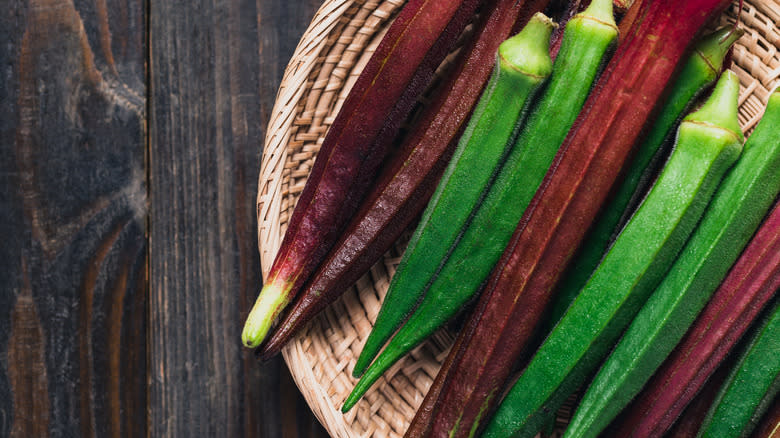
[1,0,330,436]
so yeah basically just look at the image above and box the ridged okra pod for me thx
[351,14,555,379]
[546,26,743,327]
[257,0,550,360]
[425,1,732,437]
[422,0,619,435]
[241,0,481,348]
[610,137,780,437]
[483,64,744,438]
[343,13,556,409]
[565,71,777,438]
[698,297,780,438]
[355,0,617,387]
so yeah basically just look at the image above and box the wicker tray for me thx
[257,1,780,436]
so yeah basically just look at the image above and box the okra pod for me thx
[418,1,732,436]
[241,0,481,347]
[484,64,743,438]
[343,14,556,409]
[612,197,780,437]
[570,86,780,438]
[698,297,780,438]
[423,1,619,435]
[257,0,549,359]
[662,366,730,438]
[357,0,617,391]
[546,26,743,328]
[351,13,555,379]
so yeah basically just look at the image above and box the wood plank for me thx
[148,0,328,436]
[0,0,147,436]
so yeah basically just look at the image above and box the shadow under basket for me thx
[256,1,780,436]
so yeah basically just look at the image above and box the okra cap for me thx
[683,70,744,143]
[497,13,555,81]
[573,0,618,34]
[695,26,745,75]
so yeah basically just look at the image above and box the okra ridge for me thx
[497,51,551,79]
[682,119,743,142]
[575,13,619,34]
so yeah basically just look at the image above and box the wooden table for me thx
[1,0,330,436]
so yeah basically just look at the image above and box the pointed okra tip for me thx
[696,26,745,74]
[343,343,393,412]
[498,12,555,80]
[685,70,744,143]
[242,279,291,348]
[352,345,373,378]
[342,375,368,413]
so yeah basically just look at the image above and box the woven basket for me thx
[257,1,780,437]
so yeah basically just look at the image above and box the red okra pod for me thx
[428,0,732,435]
[242,0,482,347]
[610,199,780,437]
[257,0,550,359]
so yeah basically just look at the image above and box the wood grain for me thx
[0,0,147,436]
[148,0,327,436]
[2,0,330,436]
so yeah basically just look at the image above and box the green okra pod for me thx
[565,71,780,438]
[698,297,780,438]
[483,66,744,438]
[420,0,620,434]
[355,0,618,388]
[344,13,556,409]
[546,26,744,328]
